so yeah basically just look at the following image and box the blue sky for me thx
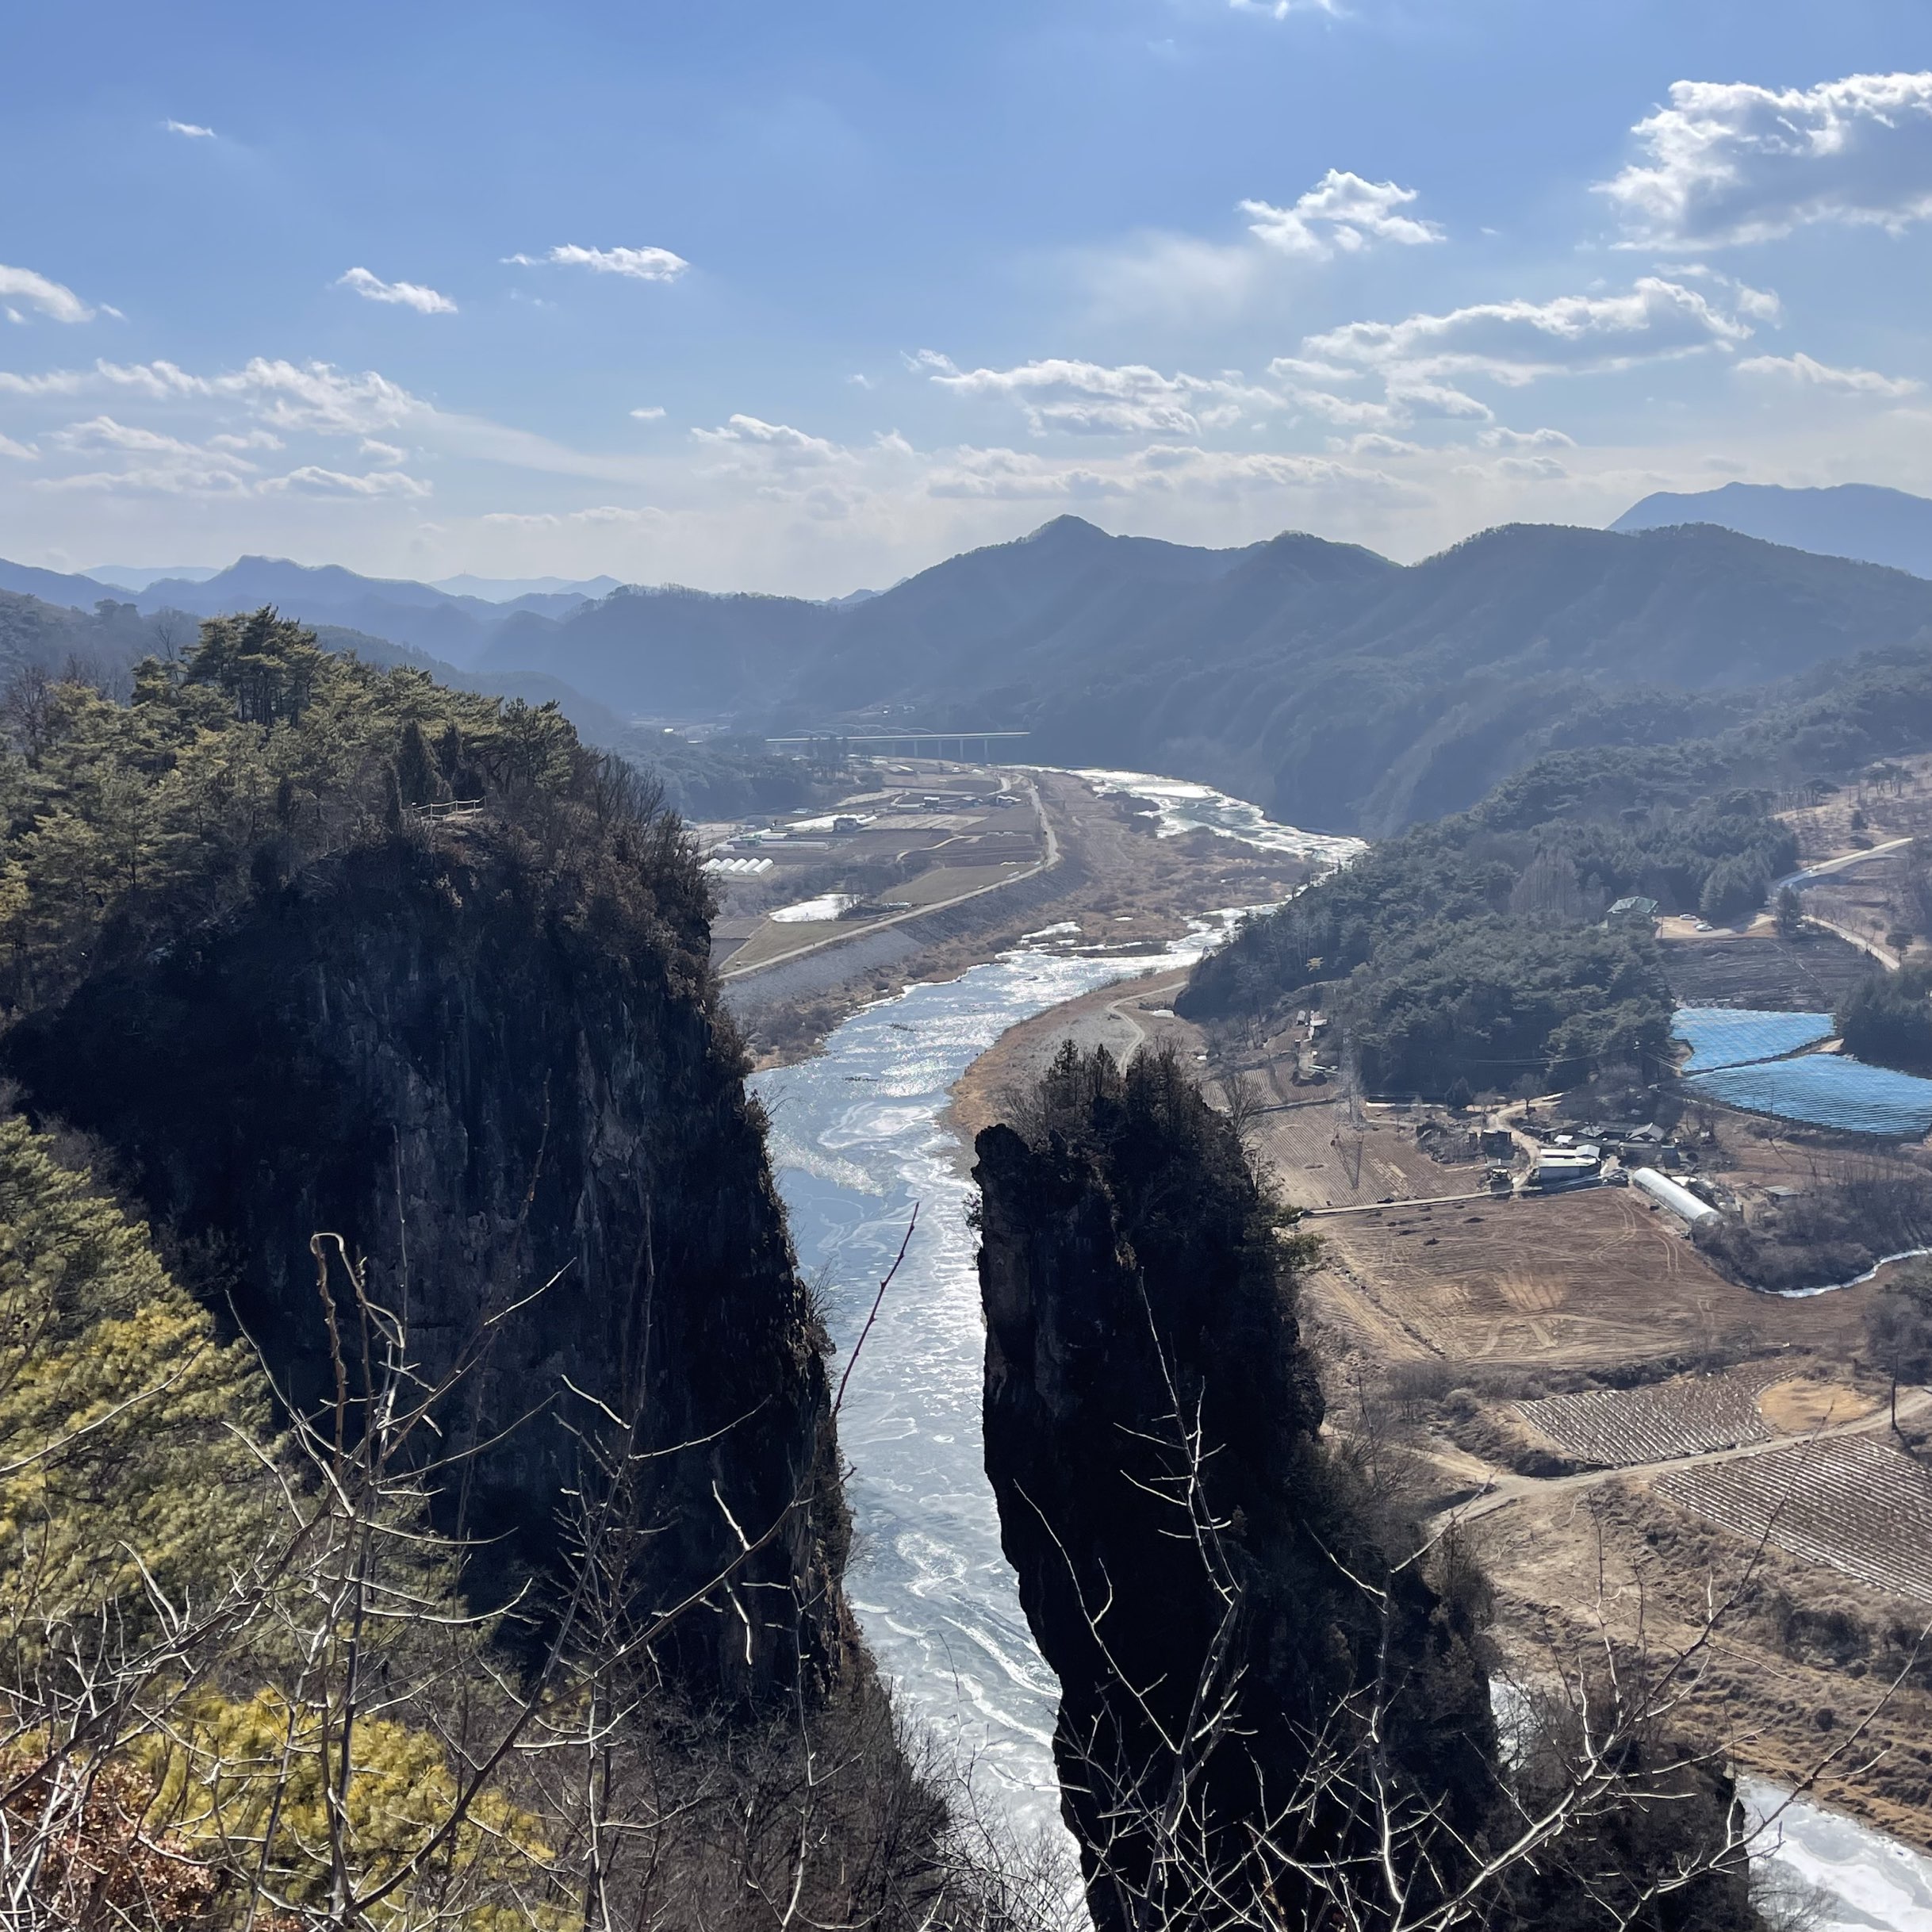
[4,0,1930,592]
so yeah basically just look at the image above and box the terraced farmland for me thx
[1516,1370,1775,1466]
[1656,1436,1932,1607]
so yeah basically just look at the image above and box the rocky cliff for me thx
[975,1043,1497,1928]
[976,1042,1761,1930]
[0,622,850,1705]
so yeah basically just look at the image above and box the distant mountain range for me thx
[1612,481,1932,580]
[11,512,1932,835]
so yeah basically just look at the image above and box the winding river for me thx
[750,770,1932,1926]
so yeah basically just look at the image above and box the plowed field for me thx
[1656,1436,1932,1607]
[1516,1368,1778,1466]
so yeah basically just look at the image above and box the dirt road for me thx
[1442,1384,1932,1528]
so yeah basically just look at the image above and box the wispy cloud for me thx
[1600,71,1932,248]
[335,266,458,315]
[1478,425,1577,449]
[1735,351,1921,397]
[691,414,838,462]
[481,504,663,527]
[163,119,216,139]
[0,265,98,326]
[914,351,1271,436]
[504,244,689,282]
[264,466,432,499]
[1303,277,1760,385]
[629,405,666,420]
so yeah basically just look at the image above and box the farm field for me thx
[1474,1474,1932,1846]
[1656,1436,1932,1608]
[1514,1366,1779,1466]
[1308,1186,1871,1369]
[1659,930,1873,1010]
[1252,1098,1486,1213]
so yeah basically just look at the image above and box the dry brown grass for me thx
[1758,1375,1878,1432]
[1308,1186,1869,1370]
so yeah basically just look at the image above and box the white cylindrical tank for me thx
[1631,1166,1719,1225]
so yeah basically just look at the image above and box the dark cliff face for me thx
[4,818,848,1704]
[974,1045,1498,1930]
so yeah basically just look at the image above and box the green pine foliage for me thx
[0,1114,272,1631]
[1835,961,1932,1073]
[0,606,701,1019]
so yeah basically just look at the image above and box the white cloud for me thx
[1735,351,1921,396]
[1452,453,1570,483]
[335,266,458,315]
[211,429,285,452]
[48,416,211,458]
[1264,355,1360,384]
[505,244,689,282]
[38,463,253,496]
[1493,454,1568,481]
[924,447,1130,500]
[0,361,189,399]
[915,351,1274,436]
[0,266,97,326]
[163,119,216,139]
[481,504,661,527]
[263,466,432,499]
[0,433,35,460]
[1385,380,1493,421]
[0,358,413,433]
[1240,170,1444,259]
[358,438,408,463]
[1601,72,1932,247]
[1328,433,1424,458]
[920,439,1423,506]
[1305,277,1757,384]
[1477,425,1577,449]
[1133,443,1427,502]
[629,405,666,420]
[1275,384,1403,428]
[1229,0,1340,16]
[691,414,838,462]
[220,358,418,435]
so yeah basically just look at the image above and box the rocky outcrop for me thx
[975,1045,1498,1929]
[4,818,847,1704]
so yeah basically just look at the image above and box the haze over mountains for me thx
[1613,481,1932,581]
[10,496,1932,835]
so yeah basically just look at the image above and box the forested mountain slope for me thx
[17,511,1932,838]
[496,516,1932,836]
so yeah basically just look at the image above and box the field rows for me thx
[1656,1436,1932,1607]
[1516,1372,1775,1466]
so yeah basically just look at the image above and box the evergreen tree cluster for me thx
[1179,746,1793,1094]
[0,605,704,1020]
[1835,960,1932,1073]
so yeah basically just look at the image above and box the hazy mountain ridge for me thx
[1613,481,1932,580]
[13,512,1932,836]
[727,516,1932,834]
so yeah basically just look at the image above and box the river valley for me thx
[751,769,1932,1930]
